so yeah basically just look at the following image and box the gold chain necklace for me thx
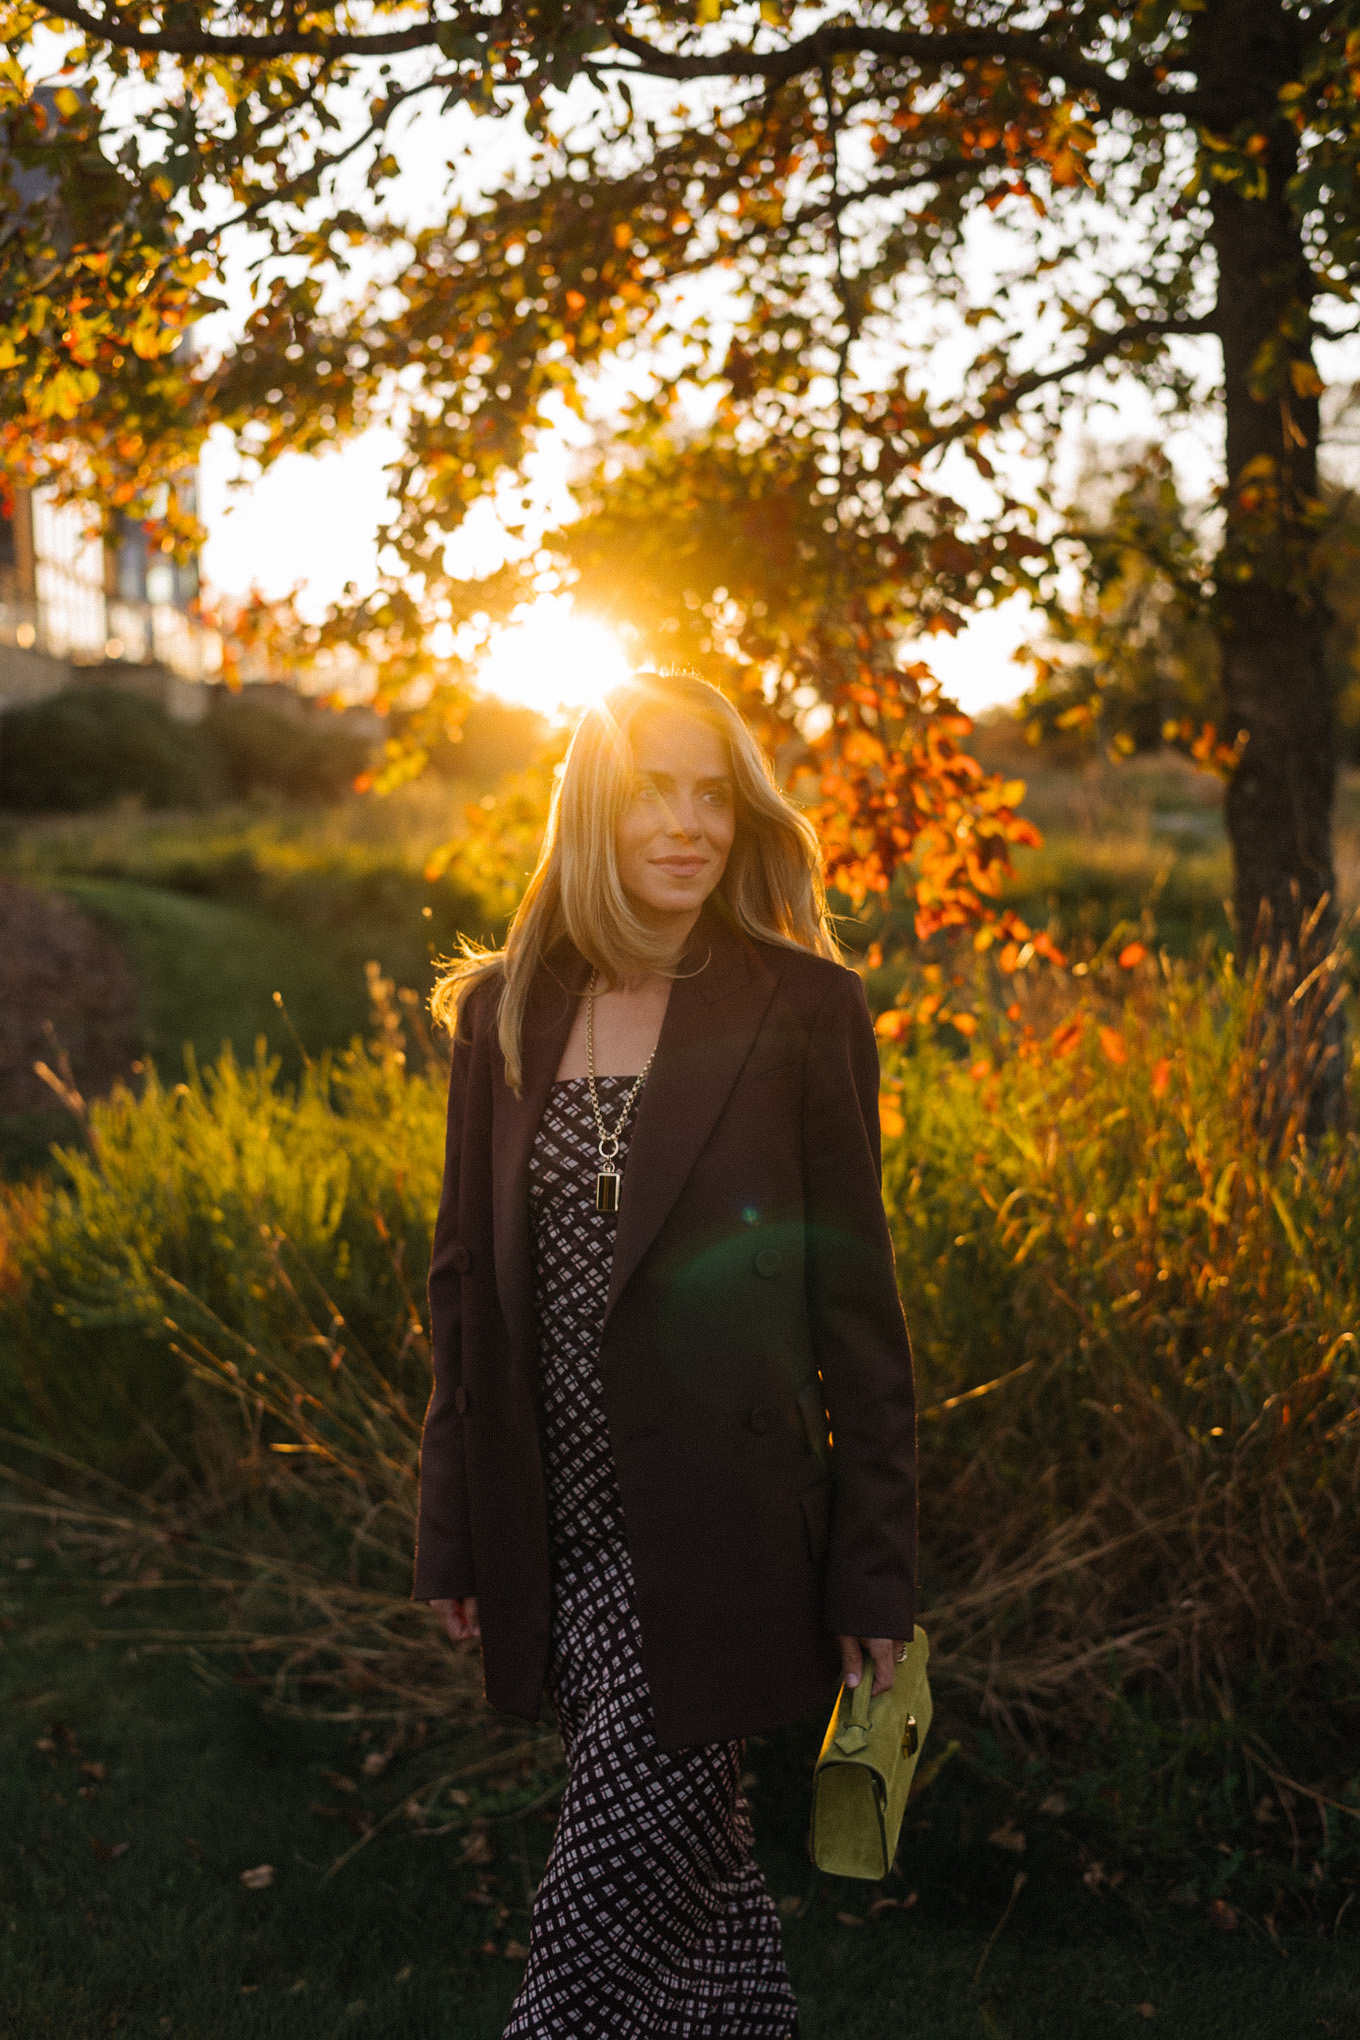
[585,971,656,1215]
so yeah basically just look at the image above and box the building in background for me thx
[0,483,221,721]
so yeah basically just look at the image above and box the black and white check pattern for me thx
[504,1078,796,2040]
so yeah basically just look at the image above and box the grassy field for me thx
[4,738,1359,2037]
[5,1527,1357,2040]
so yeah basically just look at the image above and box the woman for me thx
[414,671,916,2039]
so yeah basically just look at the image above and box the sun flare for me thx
[476,597,632,719]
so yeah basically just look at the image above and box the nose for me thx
[662,792,702,838]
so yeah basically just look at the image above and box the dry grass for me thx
[2,947,1358,1834]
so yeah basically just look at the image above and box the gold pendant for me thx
[595,1170,620,1215]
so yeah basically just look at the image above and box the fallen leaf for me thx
[13,1556,35,1570]
[480,1940,497,1955]
[1037,1791,1068,1816]
[448,1788,470,1806]
[1138,2009,1156,2022]
[1208,1899,1238,1931]
[989,1819,1027,1855]
[868,1897,900,1915]
[360,1751,390,1778]
[394,1966,412,1983]
[504,1941,530,1960]
[35,1738,56,1754]
[79,1762,107,1782]
[461,1829,493,1865]
[288,1981,308,1996]
[835,1911,864,1927]
[90,1839,130,1862]
[322,1771,358,1794]
[100,1588,125,1608]
[239,1864,275,1890]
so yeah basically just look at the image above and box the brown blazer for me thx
[413,906,917,1749]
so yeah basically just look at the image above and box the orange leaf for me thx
[1031,931,1068,967]
[1050,1016,1084,1058]
[874,1010,910,1041]
[879,1093,906,1139]
[1098,1026,1128,1065]
[1118,942,1148,969]
[1151,1058,1172,1098]
[948,1012,978,1038]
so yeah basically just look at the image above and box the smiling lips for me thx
[652,855,708,878]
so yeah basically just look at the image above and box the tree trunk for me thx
[1202,0,1343,1133]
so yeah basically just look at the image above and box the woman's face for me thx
[616,710,737,941]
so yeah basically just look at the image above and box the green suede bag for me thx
[809,1626,932,1880]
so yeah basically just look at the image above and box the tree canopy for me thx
[3,4,1357,1010]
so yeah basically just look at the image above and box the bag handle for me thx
[833,1666,877,1754]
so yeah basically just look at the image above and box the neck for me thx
[628,903,703,966]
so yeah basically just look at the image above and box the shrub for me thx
[204,690,374,802]
[0,689,226,812]
[1,954,1357,1823]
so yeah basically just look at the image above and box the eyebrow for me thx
[638,770,733,789]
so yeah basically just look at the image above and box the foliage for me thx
[0,688,228,812]
[15,4,1360,952]
[1019,446,1224,758]
[204,690,375,804]
[0,685,376,814]
[2,947,1357,1820]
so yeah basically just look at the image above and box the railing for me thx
[0,583,221,683]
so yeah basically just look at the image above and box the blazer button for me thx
[450,1244,471,1273]
[749,1403,778,1434]
[754,1248,781,1279]
[454,1386,469,1416]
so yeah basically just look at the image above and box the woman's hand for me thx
[431,1595,480,1644]
[837,1634,901,1697]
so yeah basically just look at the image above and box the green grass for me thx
[57,879,374,1077]
[3,1534,1356,2040]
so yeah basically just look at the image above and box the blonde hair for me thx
[432,672,838,1091]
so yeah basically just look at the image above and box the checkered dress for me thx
[504,1077,797,2040]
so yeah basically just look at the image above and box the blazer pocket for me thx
[800,1478,831,1564]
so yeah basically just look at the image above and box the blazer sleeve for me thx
[412,1008,478,1602]
[801,967,917,1641]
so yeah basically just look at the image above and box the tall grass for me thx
[2,953,1358,1836]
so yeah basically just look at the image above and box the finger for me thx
[838,1634,865,1690]
[868,1638,896,1695]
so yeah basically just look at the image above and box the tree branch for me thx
[607,23,1211,121]
[34,4,1213,120]
[922,316,1221,454]
[36,0,452,59]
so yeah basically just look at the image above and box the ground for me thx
[3,1529,1356,2040]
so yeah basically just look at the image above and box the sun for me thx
[476,597,633,719]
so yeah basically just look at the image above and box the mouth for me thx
[651,855,708,878]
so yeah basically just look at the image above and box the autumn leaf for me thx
[1098,1026,1128,1066]
[239,1864,275,1889]
[1151,1058,1172,1099]
[1050,1016,1084,1058]
[1118,942,1148,969]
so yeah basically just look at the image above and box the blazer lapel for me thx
[605,913,776,1327]
[492,948,586,1367]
